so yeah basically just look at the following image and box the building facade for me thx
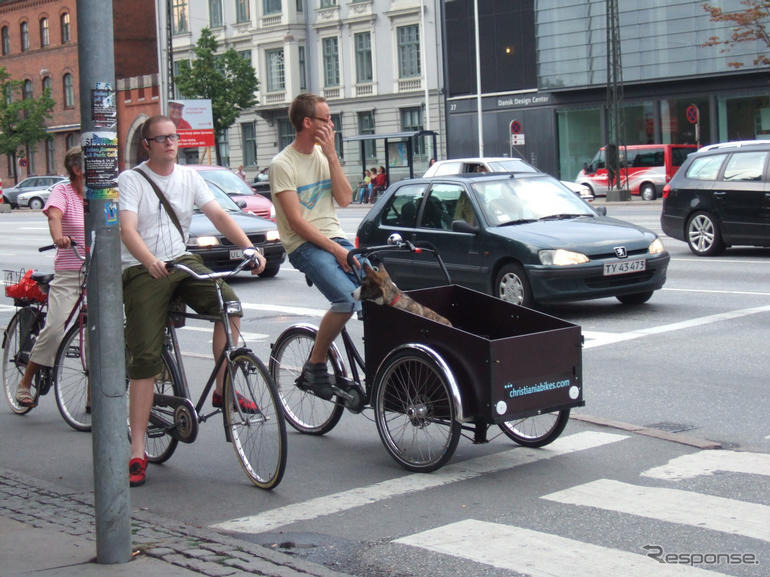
[443,0,770,182]
[168,0,446,183]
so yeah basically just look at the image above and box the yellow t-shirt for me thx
[269,144,346,254]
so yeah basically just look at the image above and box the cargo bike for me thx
[269,237,584,472]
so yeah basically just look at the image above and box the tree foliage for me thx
[174,27,259,165]
[0,67,55,180]
[703,0,770,68]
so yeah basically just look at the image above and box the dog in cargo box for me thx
[352,262,452,327]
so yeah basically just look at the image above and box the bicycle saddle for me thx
[31,272,54,285]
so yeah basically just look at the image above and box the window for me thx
[331,113,343,158]
[217,128,230,167]
[46,139,55,174]
[265,48,284,91]
[66,133,77,150]
[239,49,252,63]
[381,184,426,228]
[63,73,74,107]
[296,0,303,11]
[241,123,256,166]
[42,76,52,95]
[298,45,306,90]
[172,0,188,33]
[322,37,339,87]
[22,80,33,100]
[401,107,424,155]
[278,118,293,150]
[397,24,420,78]
[358,111,376,159]
[40,17,49,47]
[20,21,29,52]
[61,13,70,43]
[723,152,767,182]
[320,0,337,7]
[238,0,252,21]
[685,155,726,181]
[264,0,281,15]
[209,0,222,27]
[2,26,9,55]
[354,32,372,83]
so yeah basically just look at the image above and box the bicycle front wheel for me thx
[269,325,344,435]
[54,321,91,431]
[373,347,461,473]
[499,410,570,448]
[225,350,287,489]
[2,307,44,414]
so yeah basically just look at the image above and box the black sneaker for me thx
[299,362,333,400]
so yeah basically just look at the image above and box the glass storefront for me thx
[718,95,770,141]
[558,108,601,181]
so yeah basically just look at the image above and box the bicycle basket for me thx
[4,269,47,304]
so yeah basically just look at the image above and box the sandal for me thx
[15,387,36,407]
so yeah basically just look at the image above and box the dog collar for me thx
[389,293,401,306]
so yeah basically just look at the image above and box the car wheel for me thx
[686,211,724,256]
[640,183,656,201]
[616,291,653,305]
[494,263,533,307]
[28,197,44,210]
[258,263,280,278]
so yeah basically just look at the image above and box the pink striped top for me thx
[43,181,86,271]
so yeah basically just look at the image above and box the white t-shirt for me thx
[118,162,214,269]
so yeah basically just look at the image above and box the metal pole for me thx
[76,0,131,564]
[474,0,483,157]
[420,0,430,131]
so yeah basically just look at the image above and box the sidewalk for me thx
[0,467,356,577]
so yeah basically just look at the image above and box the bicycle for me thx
[270,237,582,473]
[2,243,91,431]
[138,254,287,489]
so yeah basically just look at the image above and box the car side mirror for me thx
[236,200,247,209]
[451,219,479,234]
[594,206,607,216]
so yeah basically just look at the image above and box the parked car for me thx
[188,181,285,277]
[17,179,70,210]
[424,156,594,202]
[661,140,770,256]
[190,165,276,221]
[356,173,669,307]
[576,144,697,200]
[3,175,67,208]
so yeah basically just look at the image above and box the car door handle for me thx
[713,191,726,197]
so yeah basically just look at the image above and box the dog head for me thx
[352,262,399,305]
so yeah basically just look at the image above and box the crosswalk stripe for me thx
[211,430,628,533]
[394,519,732,577]
[542,479,770,542]
[180,325,268,342]
[642,449,770,481]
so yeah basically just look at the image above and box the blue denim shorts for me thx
[289,238,362,313]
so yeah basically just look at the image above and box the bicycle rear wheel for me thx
[2,307,44,414]
[499,410,570,447]
[144,349,184,463]
[224,350,287,489]
[269,325,344,435]
[53,321,91,431]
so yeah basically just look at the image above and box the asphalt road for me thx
[0,201,767,577]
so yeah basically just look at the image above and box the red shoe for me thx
[212,390,259,414]
[129,456,147,487]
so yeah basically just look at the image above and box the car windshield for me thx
[485,159,538,173]
[199,169,255,196]
[473,176,594,226]
[199,181,241,213]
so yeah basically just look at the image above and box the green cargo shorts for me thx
[122,253,240,380]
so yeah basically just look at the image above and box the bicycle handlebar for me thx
[166,247,263,280]
[347,237,452,284]
[38,240,86,261]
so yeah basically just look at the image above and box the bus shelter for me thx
[344,130,438,182]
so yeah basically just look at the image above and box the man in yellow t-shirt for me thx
[270,93,356,400]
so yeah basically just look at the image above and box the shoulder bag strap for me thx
[132,167,185,241]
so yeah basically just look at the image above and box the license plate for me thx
[603,258,646,276]
[229,249,243,260]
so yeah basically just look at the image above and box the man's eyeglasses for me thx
[311,116,332,124]
[146,134,180,144]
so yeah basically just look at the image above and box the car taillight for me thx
[662,183,671,199]
[354,236,360,248]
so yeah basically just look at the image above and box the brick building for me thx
[0,0,160,186]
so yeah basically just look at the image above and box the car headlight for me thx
[539,249,589,266]
[188,236,220,248]
[648,238,665,254]
[270,204,276,219]
[266,229,281,242]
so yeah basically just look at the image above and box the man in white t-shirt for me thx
[269,93,356,400]
[119,115,266,487]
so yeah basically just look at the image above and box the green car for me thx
[356,173,669,308]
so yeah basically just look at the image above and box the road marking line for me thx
[663,287,770,297]
[641,450,770,481]
[394,520,732,577]
[179,325,268,342]
[542,479,770,542]
[241,302,324,317]
[210,431,628,533]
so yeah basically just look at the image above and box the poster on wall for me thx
[387,141,409,168]
[168,99,215,148]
